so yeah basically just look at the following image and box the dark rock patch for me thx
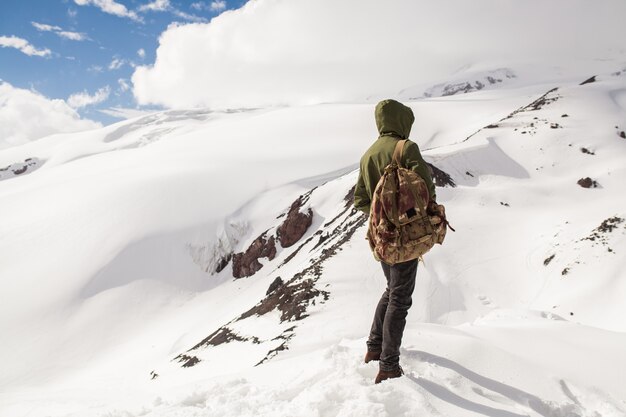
[619,131,626,139]
[485,124,499,129]
[561,114,569,118]
[550,123,561,129]
[500,202,510,207]
[193,327,247,348]
[522,88,559,112]
[577,177,599,188]
[561,268,570,276]
[277,196,313,248]
[150,370,159,379]
[343,185,356,208]
[580,147,595,155]
[544,254,555,266]
[0,157,43,181]
[232,233,276,278]
[428,163,456,188]
[266,277,284,295]
[174,354,201,368]
[582,216,625,247]
[238,277,329,323]
[256,329,295,366]
[215,253,232,273]
[580,76,596,85]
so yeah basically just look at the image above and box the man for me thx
[354,99,436,384]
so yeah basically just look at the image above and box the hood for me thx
[375,99,415,139]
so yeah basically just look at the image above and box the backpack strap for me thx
[392,139,407,167]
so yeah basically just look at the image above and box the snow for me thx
[1,68,626,417]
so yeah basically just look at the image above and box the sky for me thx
[1,0,626,149]
[0,0,244,125]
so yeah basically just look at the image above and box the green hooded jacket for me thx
[354,99,436,214]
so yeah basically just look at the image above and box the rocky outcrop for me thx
[577,177,599,188]
[232,233,276,278]
[277,196,313,248]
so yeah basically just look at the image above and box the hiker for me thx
[354,99,437,384]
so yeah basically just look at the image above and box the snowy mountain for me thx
[1,68,626,417]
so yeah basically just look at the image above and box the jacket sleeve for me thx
[404,141,437,202]
[353,168,371,214]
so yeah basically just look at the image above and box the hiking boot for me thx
[374,366,404,384]
[364,350,381,363]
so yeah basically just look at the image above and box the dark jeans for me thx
[367,259,418,371]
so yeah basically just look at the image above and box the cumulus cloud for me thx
[73,0,141,22]
[67,86,111,109]
[32,21,88,41]
[0,35,51,57]
[0,81,100,149]
[137,48,146,59]
[132,0,626,110]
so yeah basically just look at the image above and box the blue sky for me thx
[0,0,245,125]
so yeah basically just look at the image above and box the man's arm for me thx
[354,168,371,214]
[405,141,436,202]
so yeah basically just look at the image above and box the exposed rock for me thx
[174,354,201,368]
[577,177,599,188]
[580,76,596,85]
[0,157,43,182]
[428,163,456,188]
[190,327,249,350]
[277,196,313,248]
[256,330,295,366]
[562,268,570,276]
[544,254,555,266]
[238,277,329,323]
[582,217,625,247]
[215,253,232,273]
[500,202,510,207]
[619,131,626,139]
[150,370,159,379]
[580,147,595,155]
[266,277,284,295]
[561,114,569,118]
[232,233,276,278]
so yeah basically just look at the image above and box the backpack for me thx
[366,139,452,265]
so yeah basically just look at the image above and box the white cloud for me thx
[171,9,206,22]
[98,106,156,119]
[73,0,141,22]
[137,48,146,59]
[31,21,88,41]
[117,78,130,92]
[138,0,205,22]
[0,36,51,57]
[0,81,100,149]
[67,86,111,109]
[191,1,226,12]
[31,22,63,32]
[132,0,626,110]
[68,8,78,18]
[138,0,170,12]
[210,1,226,12]
[108,58,124,70]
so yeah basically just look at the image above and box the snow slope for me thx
[1,69,625,416]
